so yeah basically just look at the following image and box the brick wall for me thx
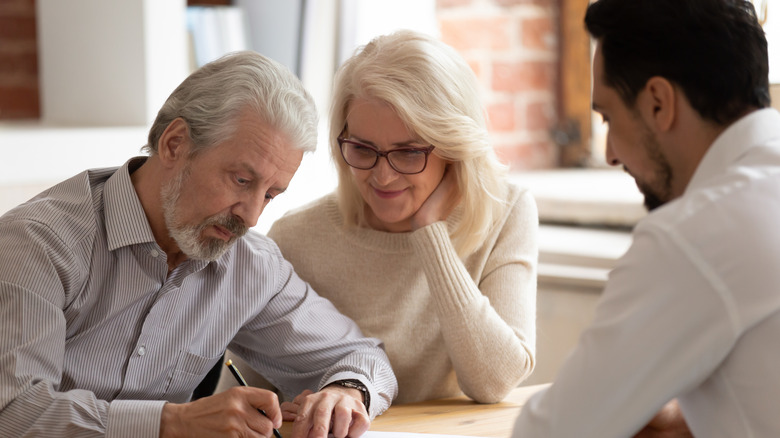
[437,0,559,170]
[0,0,39,120]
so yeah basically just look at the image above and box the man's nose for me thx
[233,195,264,228]
[605,136,621,166]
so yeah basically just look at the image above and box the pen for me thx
[225,359,283,438]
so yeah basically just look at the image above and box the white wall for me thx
[748,1,777,82]
[37,0,188,126]
[338,0,437,64]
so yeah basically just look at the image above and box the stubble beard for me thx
[633,123,673,212]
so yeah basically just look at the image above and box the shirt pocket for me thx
[164,349,223,402]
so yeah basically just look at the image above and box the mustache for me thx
[202,213,248,238]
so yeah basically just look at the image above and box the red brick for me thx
[440,16,511,51]
[494,140,556,170]
[0,52,38,78]
[0,86,40,119]
[524,100,556,132]
[492,61,556,93]
[521,16,557,51]
[493,143,533,168]
[487,101,516,132]
[0,0,38,121]
[0,17,36,39]
[0,0,35,16]
[465,58,482,81]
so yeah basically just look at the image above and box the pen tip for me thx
[225,359,233,366]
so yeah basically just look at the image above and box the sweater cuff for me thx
[410,222,479,313]
[106,399,166,438]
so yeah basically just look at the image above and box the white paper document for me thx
[361,432,490,438]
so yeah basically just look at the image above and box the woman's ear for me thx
[639,76,676,133]
[157,118,191,168]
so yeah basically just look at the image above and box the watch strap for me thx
[330,379,370,412]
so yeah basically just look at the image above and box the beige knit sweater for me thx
[221,183,538,404]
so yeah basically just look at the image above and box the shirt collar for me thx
[686,108,780,194]
[104,157,157,251]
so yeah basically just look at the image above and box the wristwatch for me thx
[330,379,370,412]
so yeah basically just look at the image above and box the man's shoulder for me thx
[225,230,295,288]
[233,230,286,262]
[0,168,112,232]
[634,158,780,268]
[0,168,116,276]
[647,157,780,230]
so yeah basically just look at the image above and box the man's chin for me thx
[634,178,667,212]
[640,187,668,212]
[184,237,234,261]
[643,196,664,211]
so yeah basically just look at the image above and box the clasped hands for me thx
[160,384,368,438]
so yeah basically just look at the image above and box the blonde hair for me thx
[329,30,508,257]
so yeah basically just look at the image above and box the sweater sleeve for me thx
[408,189,538,403]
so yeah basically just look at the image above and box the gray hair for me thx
[143,51,318,156]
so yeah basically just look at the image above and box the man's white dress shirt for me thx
[513,109,780,437]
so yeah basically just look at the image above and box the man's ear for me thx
[638,76,676,133]
[157,118,191,168]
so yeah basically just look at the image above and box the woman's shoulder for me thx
[503,182,537,214]
[494,182,538,234]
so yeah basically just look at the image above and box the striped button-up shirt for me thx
[0,158,397,437]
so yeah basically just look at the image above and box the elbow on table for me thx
[462,355,535,404]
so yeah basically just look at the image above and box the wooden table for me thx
[278,383,548,437]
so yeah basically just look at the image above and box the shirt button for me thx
[137,346,146,356]
[149,249,159,258]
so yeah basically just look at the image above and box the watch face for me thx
[340,380,365,391]
[334,380,369,410]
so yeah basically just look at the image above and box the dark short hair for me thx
[585,0,770,125]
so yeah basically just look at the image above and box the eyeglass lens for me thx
[341,141,429,174]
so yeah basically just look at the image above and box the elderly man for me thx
[513,0,780,437]
[0,51,397,438]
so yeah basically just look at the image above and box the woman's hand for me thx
[410,165,460,231]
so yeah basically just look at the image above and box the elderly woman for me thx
[222,30,538,407]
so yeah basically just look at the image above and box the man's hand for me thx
[284,385,369,438]
[280,389,314,421]
[160,386,282,437]
[409,164,460,231]
[633,399,693,438]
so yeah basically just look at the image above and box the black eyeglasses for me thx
[338,137,436,175]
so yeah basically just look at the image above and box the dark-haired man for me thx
[513,0,780,436]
